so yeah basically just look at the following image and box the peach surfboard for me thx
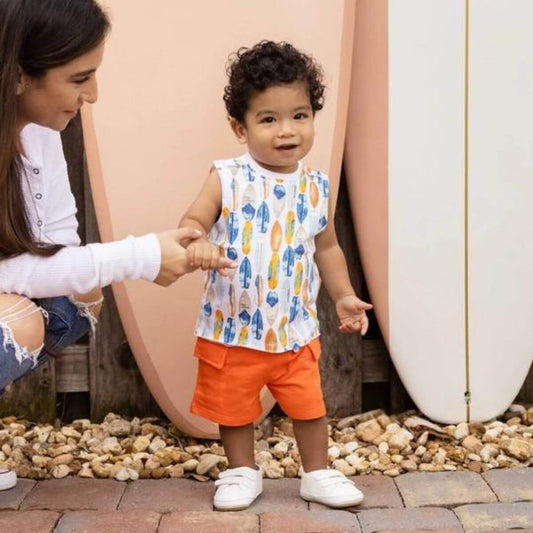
[345,0,533,423]
[82,1,356,437]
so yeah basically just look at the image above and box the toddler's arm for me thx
[178,167,235,274]
[314,194,372,334]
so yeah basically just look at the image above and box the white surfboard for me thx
[82,0,356,437]
[345,0,533,423]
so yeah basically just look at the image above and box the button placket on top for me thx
[32,168,44,229]
[23,163,45,239]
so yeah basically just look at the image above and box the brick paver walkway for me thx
[0,469,531,532]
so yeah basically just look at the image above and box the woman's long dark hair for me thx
[0,0,110,259]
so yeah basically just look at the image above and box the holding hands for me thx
[335,294,373,335]
[186,240,236,277]
[154,228,236,287]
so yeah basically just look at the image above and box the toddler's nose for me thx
[278,120,295,137]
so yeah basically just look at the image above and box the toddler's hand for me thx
[335,295,373,335]
[186,241,236,275]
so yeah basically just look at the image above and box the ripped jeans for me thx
[0,295,102,395]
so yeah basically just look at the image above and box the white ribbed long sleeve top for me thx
[0,123,161,298]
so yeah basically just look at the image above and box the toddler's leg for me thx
[219,423,255,468]
[294,416,364,508]
[215,423,262,511]
[292,416,328,472]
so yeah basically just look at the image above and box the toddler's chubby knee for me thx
[0,294,45,352]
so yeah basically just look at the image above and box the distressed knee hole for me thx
[71,287,103,305]
[0,296,46,354]
[68,290,104,333]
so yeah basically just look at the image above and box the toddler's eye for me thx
[294,112,308,120]
[260,116,275,124]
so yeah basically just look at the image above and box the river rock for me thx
[462,435,483,454]
[355,420,383,443]
[52,464,71,478]
[500,438,532,460]
[197,454,221,475]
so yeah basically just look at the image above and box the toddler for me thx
[180,41,372,511]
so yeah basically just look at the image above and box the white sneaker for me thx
[214,465,262,511]
[300,469,364,508]
[0,469,17,491]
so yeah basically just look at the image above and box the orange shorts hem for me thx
[190,400,262,427]
[280,405,327,420]
[190,337,325,425]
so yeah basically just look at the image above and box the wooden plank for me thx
[62,116,87,244]
[0,358,56,422]
[55,345,89,393]
[516,363,533,405]
[318,172,365,417]
[362,338,390,383]
[389,365,413,414]
[87,285,164,421]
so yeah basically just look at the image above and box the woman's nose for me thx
[81,78,98,104]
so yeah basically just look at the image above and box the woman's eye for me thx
[73,77,90,85]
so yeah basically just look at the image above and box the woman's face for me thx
[17,42,105,132]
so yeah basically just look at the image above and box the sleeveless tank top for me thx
[195,153,329,353]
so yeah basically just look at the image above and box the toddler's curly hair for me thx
[223,40,325,123]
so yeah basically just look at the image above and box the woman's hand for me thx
[154,228,235,286]
[154,228,200,286]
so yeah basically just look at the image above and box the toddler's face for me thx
[231,81,315,173]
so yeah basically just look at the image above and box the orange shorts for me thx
[190,337,326,426]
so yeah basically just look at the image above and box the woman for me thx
[0,0,234,490]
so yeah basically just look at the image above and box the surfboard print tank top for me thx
[195,153,329,353]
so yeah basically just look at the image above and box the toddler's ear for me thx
[229,117,247,144]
